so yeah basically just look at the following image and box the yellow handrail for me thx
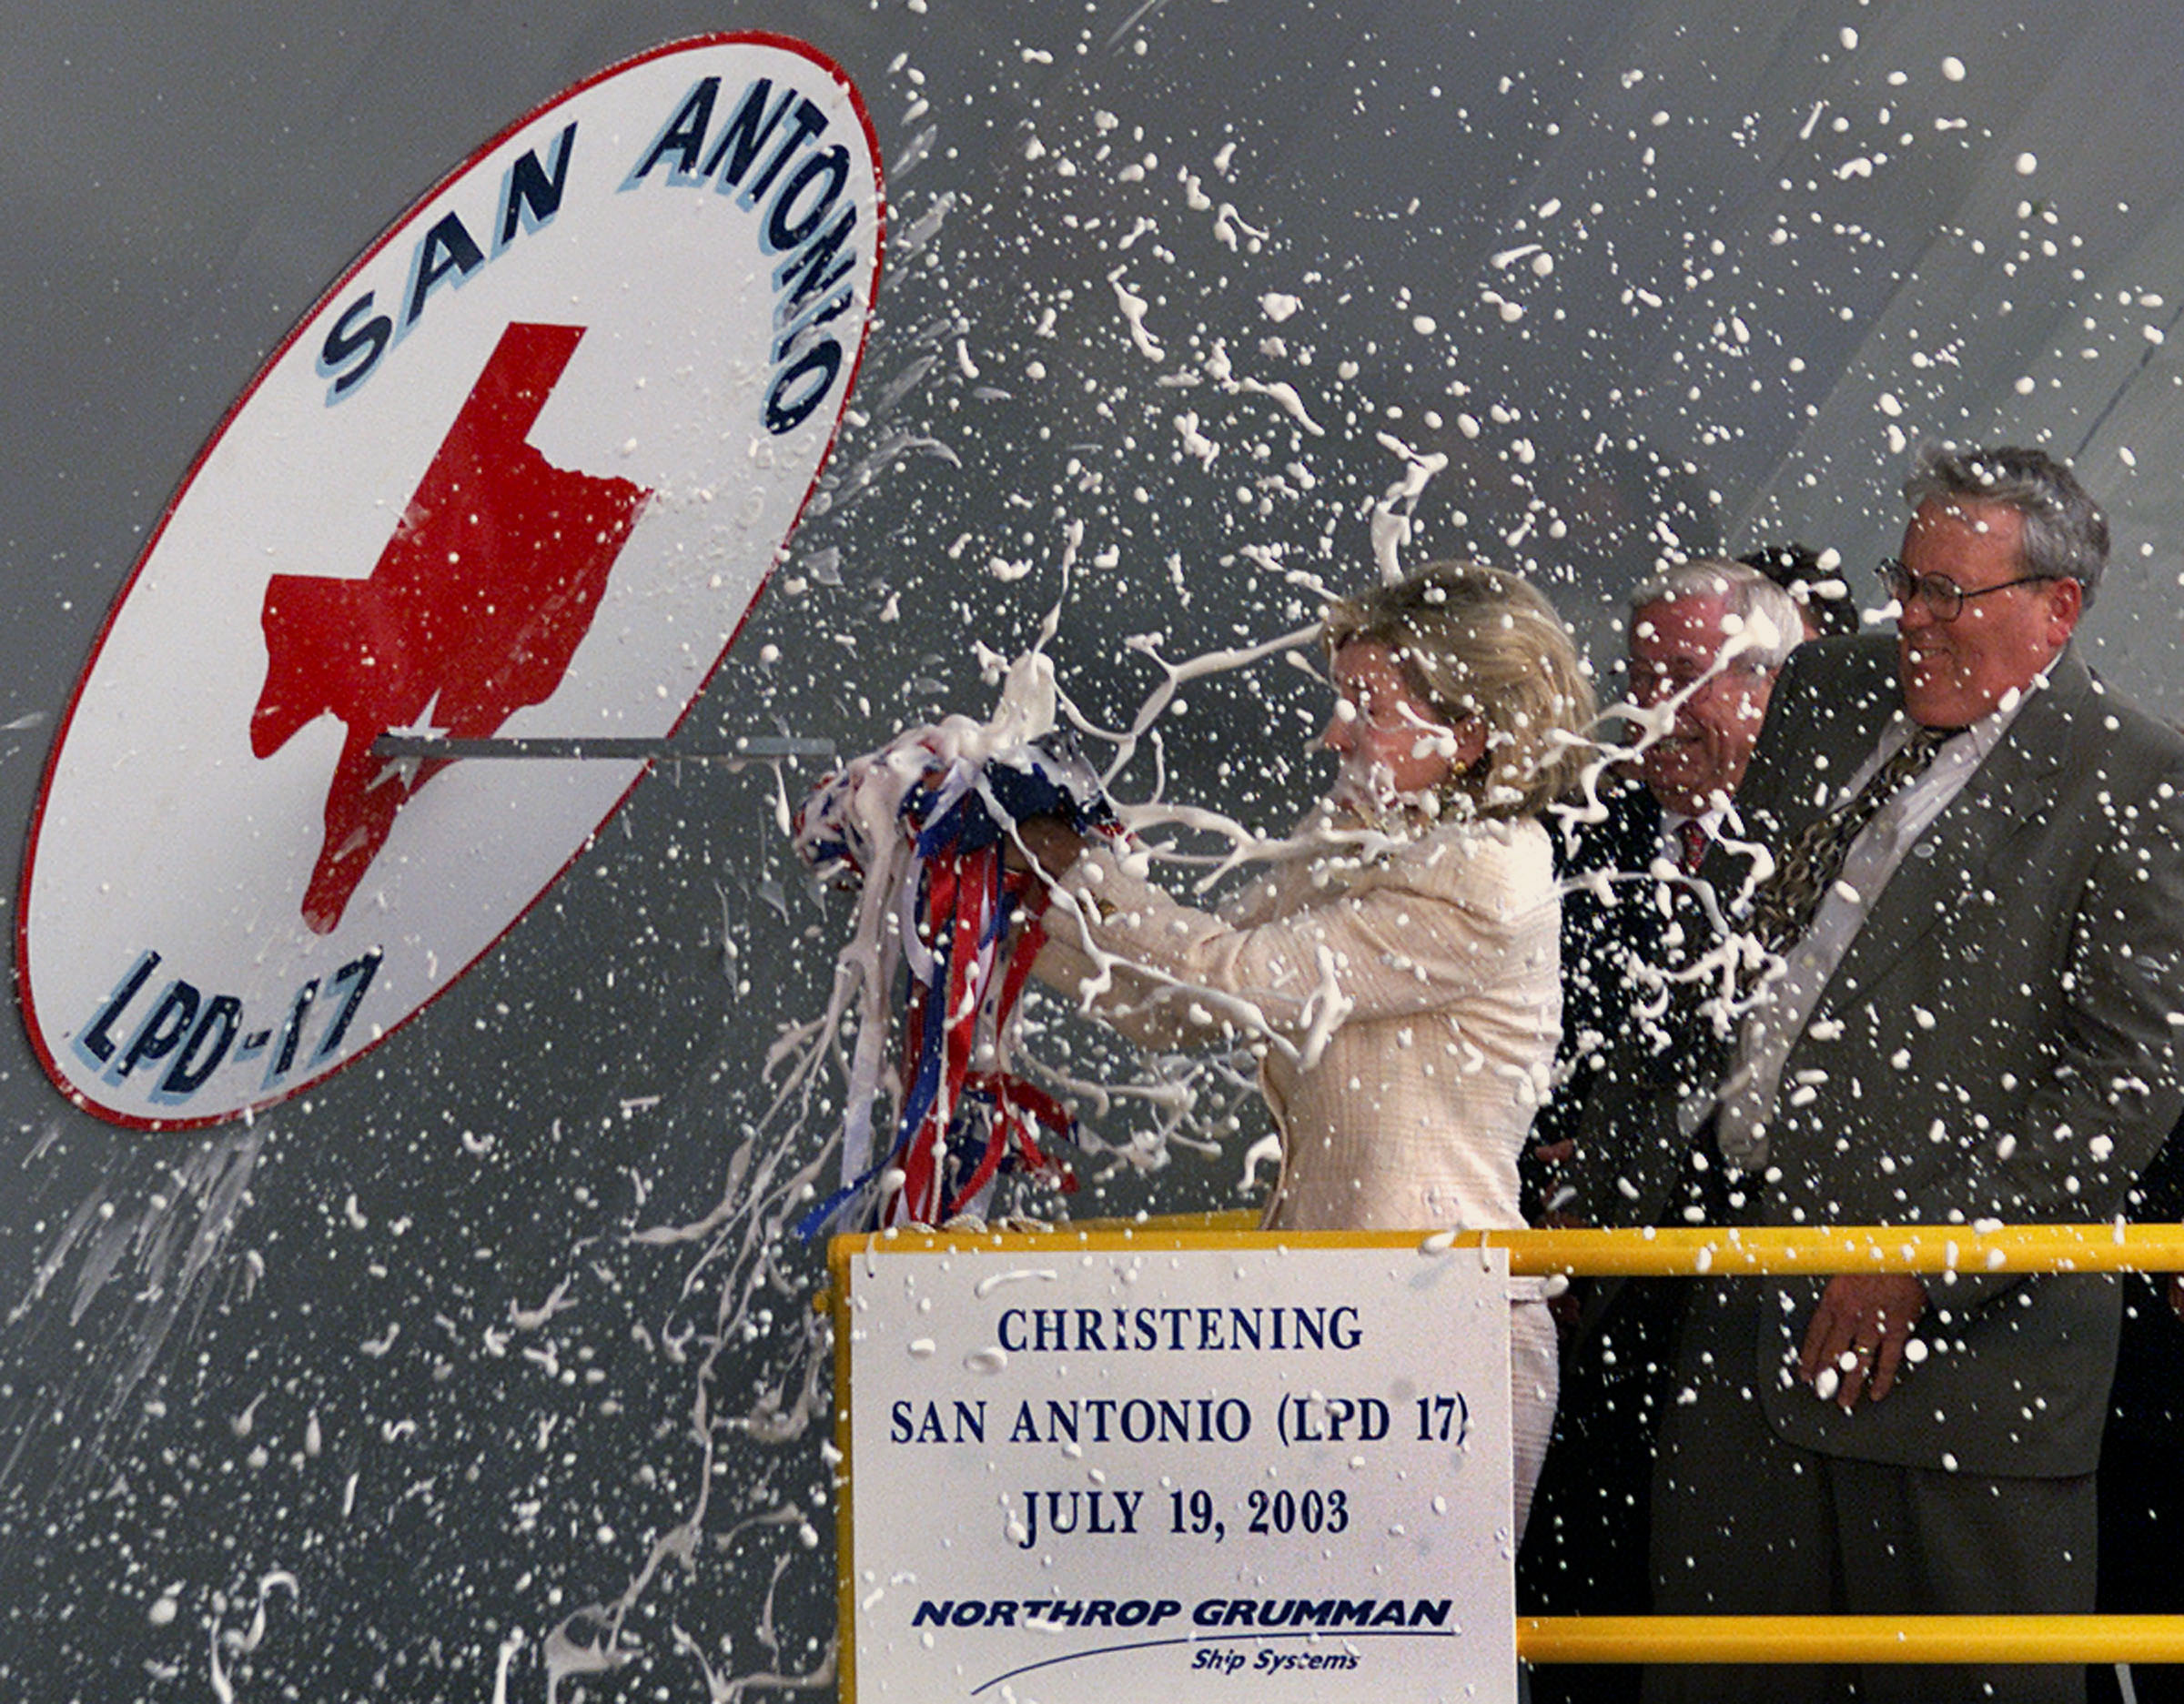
[1489,1220,2184,1276]
[955,1215,2184,1276]
[1521,1615,2184,1664]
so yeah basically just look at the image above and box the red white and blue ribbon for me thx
[792,718,1117,1234]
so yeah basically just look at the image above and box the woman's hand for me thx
[1006,814,1087,878]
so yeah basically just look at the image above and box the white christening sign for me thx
[833,1229,1517,1704]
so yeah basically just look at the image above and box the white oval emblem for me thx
[19,34,884,1127]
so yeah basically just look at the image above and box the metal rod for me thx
[369,734,836,761]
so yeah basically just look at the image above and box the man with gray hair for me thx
[1642,444,2184,1704]
[1534,557,1805,1193]
[1520,558,1802,1704]
[1623,559,1805,852]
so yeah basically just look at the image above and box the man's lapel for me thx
[1735,638,1900,850]
[1812,649,2088,1014]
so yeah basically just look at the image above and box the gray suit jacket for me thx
[1689,633,2184,1476]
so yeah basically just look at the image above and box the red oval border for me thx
[15,32,886,1130]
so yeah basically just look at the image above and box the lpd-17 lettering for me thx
[1277,1392,1391,1446]
[72,947,382,1107]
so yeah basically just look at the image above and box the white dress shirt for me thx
[1707,688,2033,1173]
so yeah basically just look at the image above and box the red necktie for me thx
[1678,819,1711,874]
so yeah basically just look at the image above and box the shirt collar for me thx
[1883,663,2043,764]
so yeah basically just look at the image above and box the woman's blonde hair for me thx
[1322,560,1596,821]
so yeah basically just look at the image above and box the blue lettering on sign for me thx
[309,950,384,1066]
[316,66,871,432]
[889,1399,988,1445]
[623,76,723,187]
[703,81,802,195]
[772,200,859,353]
[73,949,163,1071]
[724,86,826,208]
[622,76,864,437]
[265,976,319,1088]
[110,981,199,1084]
[399,212,489,337]
[150,994,242,1105]
[314,296,393,402]
[495,120,578,253]
[71,948,384,1110]
[316,121,581,405]
[762,145,850,253]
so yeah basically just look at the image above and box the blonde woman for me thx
[1014,560,1596,1538]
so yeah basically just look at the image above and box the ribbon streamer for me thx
[792,717,1117,1235]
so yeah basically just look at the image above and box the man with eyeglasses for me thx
[1640,444,2184,1704]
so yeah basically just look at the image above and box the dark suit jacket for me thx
[1672,634,2184,1476]
[1529,778,1661,1213]
[1534,778,1728,1231]
[1554,781,1755,1249]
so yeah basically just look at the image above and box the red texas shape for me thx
[252,320,652,933]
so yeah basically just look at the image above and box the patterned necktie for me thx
[1747,725,1951,953]
[1677,818,1711,874]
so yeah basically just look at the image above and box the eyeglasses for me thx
[1876,558,2061,623]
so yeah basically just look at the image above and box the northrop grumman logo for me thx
[19,35,884,1127]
